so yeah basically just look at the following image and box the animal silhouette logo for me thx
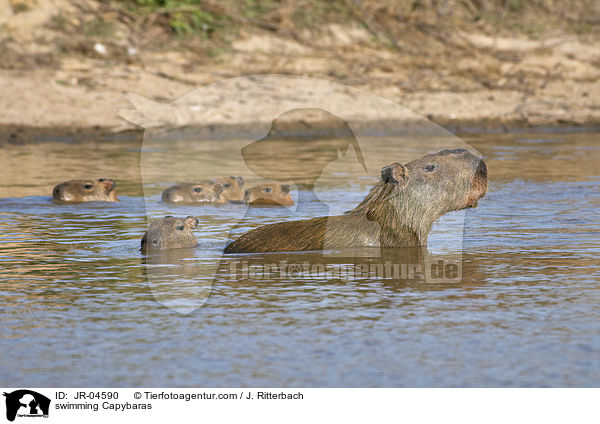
[3,390,50,422]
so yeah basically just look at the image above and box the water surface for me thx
[0,132,598,386]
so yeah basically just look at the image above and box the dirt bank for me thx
[1,0,599,141]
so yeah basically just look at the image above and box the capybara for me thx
[225,149,487,253]
[141,216,199,252]
[161,176,244,204]
[161,183,221,203]
[52,178,118,203]
[210,176,245,203]
[244,183,294,206]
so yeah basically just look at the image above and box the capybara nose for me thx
[477,159,487,179]
[470,158,488,203]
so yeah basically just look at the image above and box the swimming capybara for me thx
[161,183,221,203]
[210,176,245,203]
[244,183,294,206]
[161,176,244,204]
[225,149,487,253]
[141,216,199,252]
[52,178,118,203]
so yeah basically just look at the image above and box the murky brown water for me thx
[0,131,598,387]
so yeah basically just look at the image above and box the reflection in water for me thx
[0,132,598,386]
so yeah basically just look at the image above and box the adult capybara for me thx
[161,183,221,203]
[161,177,244,204]
[244,183,294,206]
[225,149,487,253]
[141,216,199,252]
[52,178,118,203]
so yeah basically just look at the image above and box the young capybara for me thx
[225,149,487,253]
[244,183,294,206]
[161,177,244,204]
[211,176,245,203]
[161,183,221,203]
[52,178,118,203]
[141,216,199,252]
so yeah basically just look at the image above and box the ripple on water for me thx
[0,134,598,386]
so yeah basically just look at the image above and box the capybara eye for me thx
[425,165,436,172]
[99,178,106,182]
[194,187,203,192]
[263,187,272,193]
[176,225,184,231]
[152,240,159,246]
[223,183,231,188]
[84,183,93,189]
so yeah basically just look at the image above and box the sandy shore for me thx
[1,1,599,141]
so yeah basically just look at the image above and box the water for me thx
[0,132,598,387]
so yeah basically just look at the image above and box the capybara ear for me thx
[236,176,244,187]
[281,184,290,194]
[381,163,409,185]
[185,216,199,229]
[164,215,174,220]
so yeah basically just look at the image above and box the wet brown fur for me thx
[52,178,118,203]
[211,176,245,203]
[162,182,221,203]
[225,149,487,253]
[161,176,244,204]
[141,216,199,252]
[244,183,294,206]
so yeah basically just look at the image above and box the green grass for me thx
[120,0,230,37]
[105,0,600,41]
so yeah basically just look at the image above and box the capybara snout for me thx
[469,157,488,208]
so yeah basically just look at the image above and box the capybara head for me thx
[161,183,220,203]
[355,148,487,240]
[141,216,199,252]
[244,183,294,206]
[210,176,244,203]
[52,178,118,203]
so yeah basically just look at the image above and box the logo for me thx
[119,74,483,313]
[3,390,50,422]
